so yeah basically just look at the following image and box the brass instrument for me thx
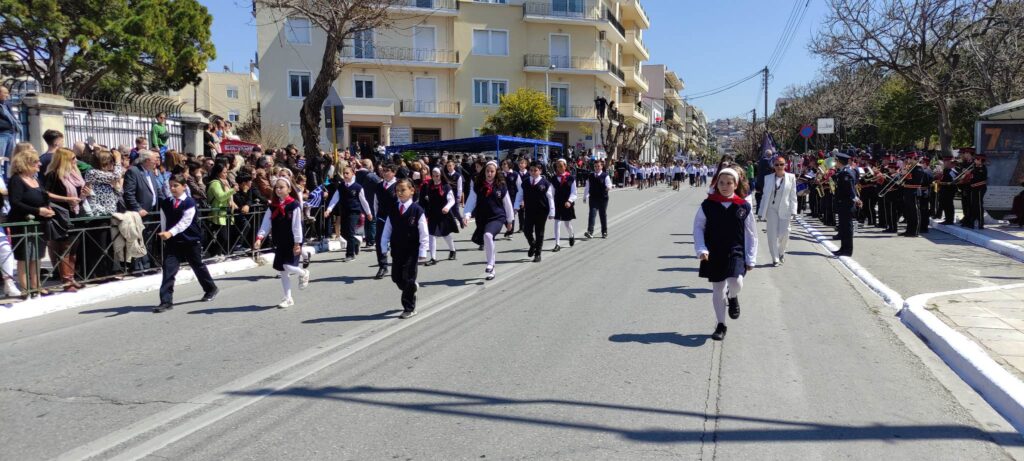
[878,164,913,197]
[952,163,975,184]
[814,166,826,196]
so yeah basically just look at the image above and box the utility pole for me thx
[762,66,769,134]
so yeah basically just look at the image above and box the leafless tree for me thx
[812,0,1003,155]
[961,1,1024,106]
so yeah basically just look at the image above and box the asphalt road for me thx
[1,186,1020,460]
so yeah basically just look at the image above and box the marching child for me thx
[155,174,219,313]
[324,165,373,262]
[693,168,757,341]
[254,177,310,308]
[551,159,577,251]
[516,160,555,262]
[463,161,515,280]
[583,159,612,239]
[420,167,458,265]
[380,179,429,319]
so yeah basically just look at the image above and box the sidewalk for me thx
[927,286,1024,379]
[931,218,1024,263]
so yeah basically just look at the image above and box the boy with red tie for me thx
[380,179,429,318]
[155,174,218,313]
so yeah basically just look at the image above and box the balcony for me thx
[523,1,626,44]
[340,45,460,69]
[622,101,649,124]
[665,88,684,103]
[620,0,651,29]
[552,105,598,121]
[625,29,650,61]
[340,97,396,117]
[623,66,649,92]
[399,100,462,119]
[523,54,625,87]
[387,0,458,16]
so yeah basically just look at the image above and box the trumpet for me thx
[953,163,975,184]
[878,165,913,197]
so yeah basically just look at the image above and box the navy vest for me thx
[339,182,364,212]
[473,181,509,222]
[701,200,748,262]
[160,196,201,243]
[589,172,609,201]
[521,176,552,217]
[390,203,424,255]
[376,181,398,221]
[552,174,575,205]
[505,171,520,200]
[271,201,301,247]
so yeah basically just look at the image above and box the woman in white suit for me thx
[758,156,798,266]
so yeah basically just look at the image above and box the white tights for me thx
[279,264,305,299]
[711,276,744,324]
[552,220,574,246]
[429,235,456,260]
[483,232,496,268]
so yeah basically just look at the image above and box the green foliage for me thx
[480,88,557,140]
[400,150,417,162]
[0,0,216,95]
[873,76,936,148]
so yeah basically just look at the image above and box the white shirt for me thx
[692,198,758,267]
[257,201,303,245]
[325,180,372,216]
[517,175,556,218]
[380,198,429,259]
[464,180,516,225]
[583,171,613,201]
[159,192,196,237]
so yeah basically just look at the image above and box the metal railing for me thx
[341,45,459,64]
[63,110,184,152]
[524,54,606,71]
[523,1,602,20]
[624,66,649,88]
[553,105,598,119]
[391,0,458,9]
[605,8,626,37]
[607,60,625,81]
[399,100,461,115]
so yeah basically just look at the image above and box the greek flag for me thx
[307,184,326,208]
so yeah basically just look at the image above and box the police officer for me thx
[832,152,861,257]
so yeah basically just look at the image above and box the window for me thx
[354,75,374,99]
[472,29,508,56]
[285,17,311,44]
[413,129,441,143]
[226,86,239,99]
[353,29,374,59]
[550,84,569,117]
[228,110,240,122]
[474,0,507,3]
[289,71,311,98]
[473,79,507,105]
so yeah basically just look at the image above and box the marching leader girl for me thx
[380,179,429,319]
[693,168,757,341]
[463,161,515,280]
[420,167,458,265]
[551,159,577,252]
[254,177,310,309]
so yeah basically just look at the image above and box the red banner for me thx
[221,139,259,154]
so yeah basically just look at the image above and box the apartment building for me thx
[641,63,687,162]
[255,0,651,154]
[169,69,260,123]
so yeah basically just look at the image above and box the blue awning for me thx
[385,135,561,155]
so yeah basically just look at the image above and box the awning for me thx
[385,135,562,155]
[980,98,1024,120]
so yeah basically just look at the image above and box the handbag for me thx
[42,203,71,241]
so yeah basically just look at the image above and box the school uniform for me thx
[326,179,372,258]
[517,174,555,259]
[504,170,523,236]
[464,179,515,276]
[585,171,612,236]
[516,168,530,231]
[693,192,758,338]
[381,199,429,315]
[374,178,398,277]
[257,197,308,306]
[158,193,217,309]
[420,181,458,261]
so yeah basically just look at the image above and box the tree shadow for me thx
[216,275,275,282]
[673,241,694,245]
[419,278,485,288]
[658,255,696,260]
[608,332,710,348]
[224,385,1024,445]
[79,306,153,317]
[188,304,272,315]
[464,260,525,266]
[648,286,712,298]
[658,267,698,272]
[303,310,402,323]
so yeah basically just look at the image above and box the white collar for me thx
[398,198,413,208]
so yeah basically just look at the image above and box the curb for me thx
[0,242,338,326]
[899,283,1024,434]
[794,216,904,310]
[930,219,1024,264]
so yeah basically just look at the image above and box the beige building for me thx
[256,0,651,154]
[641,64,687,162]
[169,68,260,123]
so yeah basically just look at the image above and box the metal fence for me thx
[62,110,183,152]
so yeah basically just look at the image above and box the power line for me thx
[765,0,804,71]
[768,0,811,73]
[683,70,763,99]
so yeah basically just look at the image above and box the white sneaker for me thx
[4,279,21,297]
[277,297,294,309]
[299,270,310,289]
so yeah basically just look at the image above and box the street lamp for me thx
[545,62,556,159]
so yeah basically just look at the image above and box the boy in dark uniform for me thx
[155,175,218,313]
[380,179,428,319]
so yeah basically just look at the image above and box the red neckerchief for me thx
[483,180,494,197]
[271,195,295,219]
[434,181,445,197]
[707,192,747,206]
[558,172,570,185]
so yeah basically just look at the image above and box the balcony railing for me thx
[625,66,649,88]
[341,45,459,64]
[626,28,650,56]
[391,0,458,10]
[399,100,461,115]
[635,102,650,119]
[523,1,626,37]
[552,105,597,119]
[525,54,606,71]
[607,60,625,81]
[605,8,626,37]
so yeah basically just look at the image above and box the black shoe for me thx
[711,323,727,341]
[399,310,417,319]
[602,232,607,239]
[301,254,311,269]
[200,288,219,302]
[830,235,841,240]
[448,251,457,261]
[900,232,919,237]
[584,231,593,239]
[728,297,740,319]
[341,256,352,262]
[425,259,437,266]
[153,302,172,313]
[942,221,955,225]
[375,267,388,280]
[533,254,542,263]
[527,248,535,257]
[504,230,514,239]
[569,236,575,247]
[552,245,561,252]
[832,250,851,257]
[478,244,484,251]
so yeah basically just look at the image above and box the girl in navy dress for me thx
[463,161,515,280]
[255,178,310,308]
[550,159,577,252]
[420,167,458,265]
[693,168,757,341]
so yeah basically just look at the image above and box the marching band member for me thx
[937,155,957,224]
[832,152,861,256]
[694,168,757,341]
[964,153,989,229]
[254,177,309,309]
[463,161,515,280]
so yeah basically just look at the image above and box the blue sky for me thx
[199,0,829,122]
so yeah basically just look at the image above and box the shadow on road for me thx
[224,385,1024,445]
[189,305,273,315]
[419,278,485,288]
[314,275,376,284]
[658,267,698,272]
[608,332,710,348]
[302,310,402,323]
[648,286,712,298]
[658,255,696,260]
[79,306,153,317]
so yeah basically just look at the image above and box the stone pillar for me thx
[177,112,208,156]
[381,123,392,146]
[21,93,73,149]
[342,121,351,152]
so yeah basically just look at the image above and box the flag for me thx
[306,184,326,208]
[760,132,777,159]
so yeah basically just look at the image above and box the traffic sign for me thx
[799,124,815,139]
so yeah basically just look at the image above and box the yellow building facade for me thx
[256,0,651,154]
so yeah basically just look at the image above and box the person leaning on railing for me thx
[8,144,53,297]
[43,148,87,292]
[205,162,236,256]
